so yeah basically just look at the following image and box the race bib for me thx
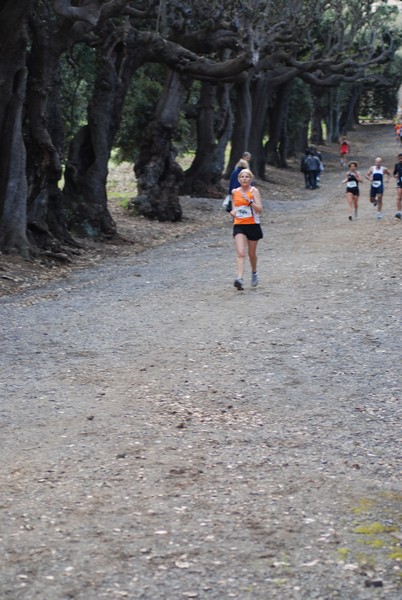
[235,205,253,219]
[372,181,381,188]
[347,181,357,188]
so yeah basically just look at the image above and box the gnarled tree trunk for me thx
[226,78,253,176]
[133,70,187,221]
[266,80,292,168]
[339,84,362,134]
[247,74,272,178]
[214,83,233,184]
[182,81,226,198]
[25,35,70,247]
[310,86,326,146]
[63,25,142,236]
[325,88,341,143]
[25,0,100,249]
[0,1,33,256]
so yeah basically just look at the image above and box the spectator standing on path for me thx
[392,152,402,219]
[241,151,251,167]
[300,148,310,189]
[342,161,363,221]
[230,168,263,291]
[303,150,321,189]
[310,145,324,183]
[228,158,250,197]
[366,157,391,220]
[339,137,350,166]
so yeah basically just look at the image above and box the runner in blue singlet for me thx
[366,157,391,220]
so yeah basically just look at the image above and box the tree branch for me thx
[134,31,253,82]
[53,0,107,26]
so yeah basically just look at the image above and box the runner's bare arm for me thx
[250,188,263,213]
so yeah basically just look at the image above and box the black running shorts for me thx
[233,224,263,240]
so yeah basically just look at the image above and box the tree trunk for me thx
[182,81,225,198]
[63,125,112,237]
[9,1,119,253]
[0,68,30,257]
[325,88,338,143]
[310,87,326,146]
[133,70,187,221]
[266,81,292,168]
[226,78,253,176]
[287,123,309,157]
[25,42,70,246]
[278,104,290,166]
[325,88,339,142]
[210,83,233,188]
[247,74,272,178]
[339,84,362,134]
[339,84,362,135]
[24,1,98,249]
[63,26,142,236]
[0,1,33,256]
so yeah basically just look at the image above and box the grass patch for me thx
[337,548,351,560]
[354,522,396,535]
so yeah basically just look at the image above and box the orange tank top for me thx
[232,187,260,225]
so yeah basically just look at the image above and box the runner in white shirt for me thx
[366,157,391,220]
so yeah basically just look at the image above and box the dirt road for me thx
[1,124,401,599]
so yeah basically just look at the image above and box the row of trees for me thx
[1,0,401,258]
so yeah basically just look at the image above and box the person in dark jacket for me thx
[229,158,250,195]
[300,149,310,188]
[309,145,324,183]
[302,150,321,189]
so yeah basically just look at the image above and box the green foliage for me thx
[286,78,312,148]
[177,79,200,155]
[117,196,132,210]
[115,64,165,163]
[360,54,402,119]
[114,66,199,163]
[288,78,312,126]
[60,44,96,150]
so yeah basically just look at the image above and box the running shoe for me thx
[348,215,352,221]
[376,212,382,220]
[251,272,259,287]
[234,278,244,291]
[373,200,378,207]
[395,211,401,219]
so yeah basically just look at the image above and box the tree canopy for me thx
[0,0,401,257]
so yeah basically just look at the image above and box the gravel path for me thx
[1,125,401,599]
